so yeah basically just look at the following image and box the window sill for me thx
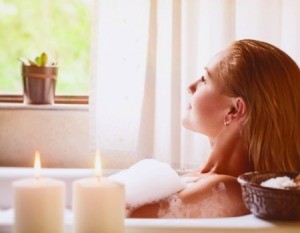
[0,95,88,105]
[0,102,88,111]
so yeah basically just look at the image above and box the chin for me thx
[181,119,195,132]
[181,117,189,129]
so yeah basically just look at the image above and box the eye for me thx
[200,76,206,84]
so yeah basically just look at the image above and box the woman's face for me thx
[182,51,233,140]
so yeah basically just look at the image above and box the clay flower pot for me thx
[22,65,58,105]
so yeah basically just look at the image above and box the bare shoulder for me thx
[178,174,249,217]
[181,174,243,196]
[129,174,249,218]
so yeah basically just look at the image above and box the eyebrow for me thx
[204,67,211,77]
[204,66,218,84]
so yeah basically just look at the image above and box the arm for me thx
[129,174,249,218]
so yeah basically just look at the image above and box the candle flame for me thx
[34,151,42,179]
[94,150,102,179]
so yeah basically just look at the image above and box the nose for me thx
[187,81,197,94]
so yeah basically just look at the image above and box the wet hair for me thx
[217,39,300,172]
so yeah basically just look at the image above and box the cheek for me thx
[193,94,217,123]
[183,91,225,134]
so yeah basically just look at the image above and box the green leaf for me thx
[29,59,38,66]
[35,56,41,66]
[18,57,30,66]
[40,52,48,66]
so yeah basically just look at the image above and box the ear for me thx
[224,97,247,125]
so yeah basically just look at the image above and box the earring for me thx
[224,122,229,126]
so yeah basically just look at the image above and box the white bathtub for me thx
[1,167,299,233]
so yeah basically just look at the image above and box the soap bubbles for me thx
[108,159,185,212]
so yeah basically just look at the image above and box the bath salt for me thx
[108,159,185,209]
[260,176,297,189]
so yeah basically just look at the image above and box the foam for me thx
[108,159,185,209]
[157,194,184,218]
[157,181,230,218]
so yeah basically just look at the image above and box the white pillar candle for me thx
[73,152,125,233]
[12,151,65,233]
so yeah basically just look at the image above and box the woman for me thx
[129,39,300,218]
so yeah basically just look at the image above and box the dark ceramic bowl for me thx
[237,171,300,220]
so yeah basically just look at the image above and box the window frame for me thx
[0,94,88,105]
[0,0,94,99]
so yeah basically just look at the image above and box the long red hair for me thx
[218,39,300,172]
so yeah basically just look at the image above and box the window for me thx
[0,0,93,102]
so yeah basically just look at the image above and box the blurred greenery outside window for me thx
[0,0,93,96]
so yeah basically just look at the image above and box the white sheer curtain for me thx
[90,0,300,169]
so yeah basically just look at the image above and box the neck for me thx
[201,122,253,177]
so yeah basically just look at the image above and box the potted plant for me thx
[19,52,58,104]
